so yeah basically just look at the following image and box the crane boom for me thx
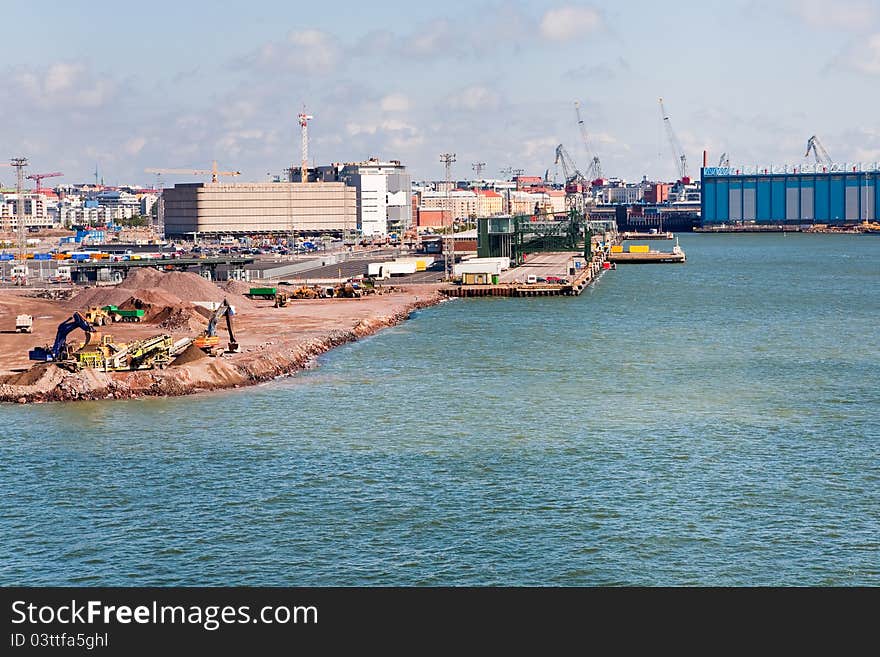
[144,160,241,183]
[659,97,688,181]
[26,171,63,191]
[574,101,603,181]
[804,135,832,166]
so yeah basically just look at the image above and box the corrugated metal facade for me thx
[701,169,879,224]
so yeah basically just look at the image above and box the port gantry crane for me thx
[574,101,603,183]
[554,144,588,212]
[659,97,689,183]
[144,160,241,183]
[26,171,63,192]
[804,135,833,166]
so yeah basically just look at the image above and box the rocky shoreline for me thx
[1,293,445,404]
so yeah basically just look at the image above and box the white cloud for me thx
[540,6,602,42]
[124,137,147,156]
[787,0,876,31]
[245,29,340,74]
[15,61,115,110]
[849,32,880,74]
[523,136,559,159]
[448,85,502,111]
[380,93,410,112]
[346,119,417,137]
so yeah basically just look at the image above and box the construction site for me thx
[0,268,443,403]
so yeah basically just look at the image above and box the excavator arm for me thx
[29,312,94,362]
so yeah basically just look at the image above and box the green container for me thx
[249,287,277,297]
[101,305,119,312]
[116,309,145,318]
[491,274,499,284]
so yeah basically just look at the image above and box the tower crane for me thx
[298,109,313,183]
[659,97,689,183]
[26,171,63,192]
[574,101,603,182]
[804,135,832,166]
[144,161,241,183]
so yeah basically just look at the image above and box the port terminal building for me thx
[701,164,879,225]
[160,182,357,237]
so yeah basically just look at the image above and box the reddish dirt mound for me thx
[171,342,208,366]
[69,269,255,314]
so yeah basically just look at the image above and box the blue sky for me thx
[3,0,879,186]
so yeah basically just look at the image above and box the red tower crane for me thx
[26,171,63,192]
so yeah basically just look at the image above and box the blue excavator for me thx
[29,312,95,363]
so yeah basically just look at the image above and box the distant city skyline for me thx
[3,0,879,187]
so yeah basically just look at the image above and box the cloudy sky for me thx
[3,0,879,187]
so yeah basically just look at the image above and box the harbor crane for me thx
[26,171,63,192]
[659,97,689,183]
[804,135,832,166]
[574,101,603,182]
[555,144,588,211]
[144,161,241,183]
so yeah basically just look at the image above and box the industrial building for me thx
[701,165,879,225]
[294,158,412,236]
[160,182,357,237]
[338,159,411,236]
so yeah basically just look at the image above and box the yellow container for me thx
[611,245,623,253]
[628,244,650,253]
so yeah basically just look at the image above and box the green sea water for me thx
[1,233,878,585]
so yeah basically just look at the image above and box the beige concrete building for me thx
[475,189,503,216]
[161,182,357,236]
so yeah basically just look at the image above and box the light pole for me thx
[440,153,456,280]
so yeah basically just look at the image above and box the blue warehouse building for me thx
[701,165,879,226]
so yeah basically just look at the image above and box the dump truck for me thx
[114,309,145,322]
[15,315,33,333]
[248,287,278,300]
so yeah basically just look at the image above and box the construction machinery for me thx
[84,306,114,326]
[659,97,689,183]
[805,136,833,166]
[144,161,241,183]
[15,314,33,333]
[555,144,588,212]
[72,334,175,371]
[718,153,730,167]
[194,298,239,355]
[248,286,279,300]
[29,312,96,363]
[290,286,319,300]
[26,171,63,193]
[574,101,603,183]
[274,290,290,307]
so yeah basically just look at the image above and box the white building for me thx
[338,158,411,236]
[0,193,55,230]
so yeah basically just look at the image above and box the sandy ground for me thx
[0,283,444,403]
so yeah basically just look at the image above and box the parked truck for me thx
[15,314,33,333]
[248,286,278,300]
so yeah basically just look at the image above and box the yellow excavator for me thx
[194,298,240,355]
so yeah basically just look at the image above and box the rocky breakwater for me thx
[0,283,445,403]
